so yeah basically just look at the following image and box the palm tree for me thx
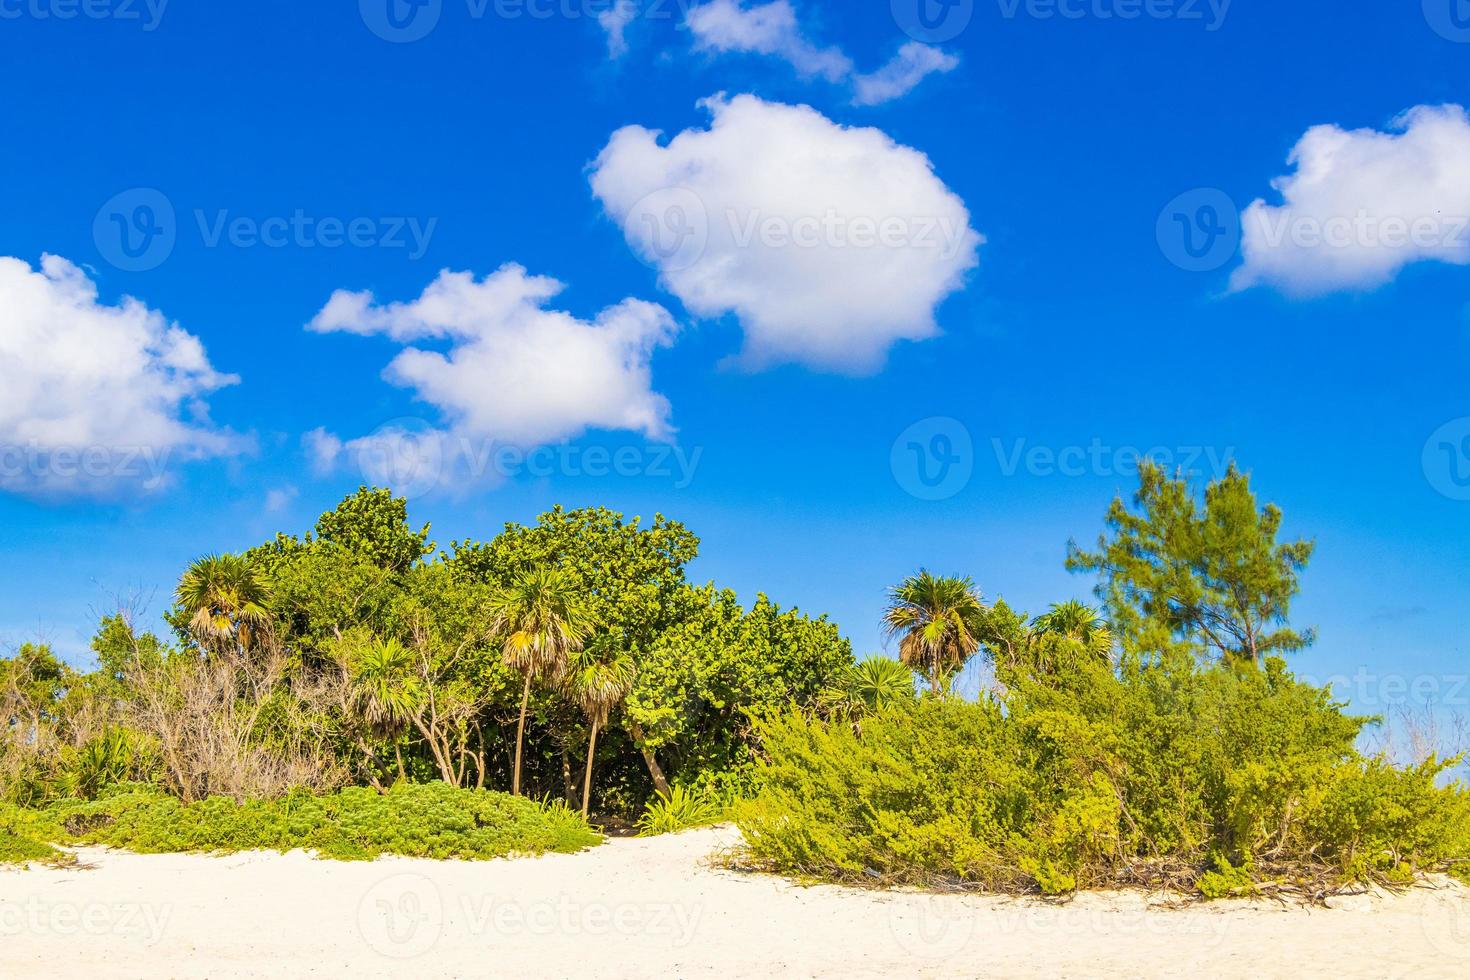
[821,656,917,725]
[346,637,421,781]
[1032,600,1113,661]
[175,553,271,656]
[882,571,986,695]
[565,640,638,818]
[490,568,592,796]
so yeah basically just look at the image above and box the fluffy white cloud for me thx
[1232,104,1470,296]
[852,42,960,107]
[598,0,637,59]
[589,94,981,374]
[685,0,955,105]
[0,254,240,498]
[687,0,852,82]
[306,265,680,490]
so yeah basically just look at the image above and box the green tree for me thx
[627,587,853,793]
[821,656,917,723]
[1067,462,1315,666]
[174,554,271,656]
[490,569,594,796]
[882,572,986,694]
[565,640,638,818]
[312,487,436,573]
[343,636,421,782]
[452,506,699,654]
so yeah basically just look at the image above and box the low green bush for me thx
[636,785,728,836]
[735,654,1470,897]
[7,782,600,863]
[0,803,70,867]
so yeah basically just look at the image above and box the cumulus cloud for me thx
[306,265,680,491]
[852,42,960,107]
[589,94,981,373]
[685,0,955,105]
[0,254,241,499]
[598,0,638,59]
[1232,104,1470,297]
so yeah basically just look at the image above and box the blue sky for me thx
[0,0,1467,721]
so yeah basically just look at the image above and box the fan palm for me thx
[882,571,986,694]
[175,553,271,656]
[1032,600,1113,661]
[490,568,592,796]
[565,640,638,818]
[347,637,421,781]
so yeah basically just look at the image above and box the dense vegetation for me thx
[0,493,850,861]
[4,463,1468,899]
[736,463,1470,898]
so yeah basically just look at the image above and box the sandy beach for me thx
[1,827,1466,978]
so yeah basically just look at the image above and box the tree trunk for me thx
[512,670,532,796]
[581,720,600,819]
[626,721,670,796]
[394,743,406,783]
[560,742,578,808]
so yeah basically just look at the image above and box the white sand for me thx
[3,827,1469,978]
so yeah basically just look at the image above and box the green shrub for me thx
[637,785,727,836]
[0,803,69,867]
[13,782,600,862]
[735,655,1470,897]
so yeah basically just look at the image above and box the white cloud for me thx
[306,265,680,490]
[852,42,960,108]
[598,0,637,59]
[684,1,955,105]
[1233,104,1470,297]
[589,94,981,374]
[0,254,241,499]
[687,0,852,82]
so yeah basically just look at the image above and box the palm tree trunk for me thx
[512,670,532,796]
[394,743,406,783]
[581,720,600,819]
